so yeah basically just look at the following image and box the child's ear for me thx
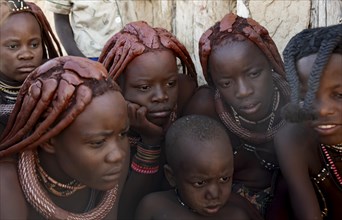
[40,139,56,154]
[164,164,176,187]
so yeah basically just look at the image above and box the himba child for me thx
[99,20,198,219]
[276,24,342,220]
[183,13,291,219]
[135,115,263,220]
[0,56,130,220]
[0,0,63,135]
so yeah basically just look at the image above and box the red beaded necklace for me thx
[321,144,342,190]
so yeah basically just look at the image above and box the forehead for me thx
[176,137,233,172]
[123,50,177,80]
[64,91,128,134]
[209,40,269,69]
[0,12,40,36]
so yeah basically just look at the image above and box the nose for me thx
[235,78,253,99]
[18,46,34,60]
[314,98,335,117]
[205,184,220,200]
[151,85,169,102]
[105,140,127,164]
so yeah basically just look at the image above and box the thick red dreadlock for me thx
[199,13,285,86]
[98,20,197,83]
[0,56,120,157]
[0,0,63,59]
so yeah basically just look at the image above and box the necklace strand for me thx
[18,150,118,220]
[35,152,86,197]
[321,144,342,190]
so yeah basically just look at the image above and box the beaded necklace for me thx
[18,150,119,220]
[0,80,21,103]
[320,144,342,190]
[35,152,86,197]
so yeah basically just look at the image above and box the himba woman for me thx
[0,0,63,135]
[183,13,291,219]
[0,56,130,220]
[99,21,198,219]
[276,24,342,220]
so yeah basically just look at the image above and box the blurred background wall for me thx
[32,0,342,84]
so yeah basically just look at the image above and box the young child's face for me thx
[0,13,43,82]
[173,137,233,216]
[209,40,274,122]
[120,50,178,127]
[297,53,342,145]
[49,91,129,191]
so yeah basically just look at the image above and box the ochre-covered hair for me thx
[0,0,63,59]
[199,13,285,86]
[282,24,342,122]
[0,56,120,157]
[98,21,197,83]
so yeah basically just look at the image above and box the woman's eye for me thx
[219,176,230,183]
[7,44,18,50]
[119,131,128,139]
[90,140,105,148]
[167,80,177,87]
[138,85,150,91]
[194,180,205,187]
[249,71,261,78]
[221,81,232,88]
[31,42,40,48]
[334,92,342,100]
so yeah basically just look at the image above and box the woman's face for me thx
[297,53,342,145]
[0,13,43,82]
[208,40,274,121]
[51,91,130,191]
[120,50,179,127]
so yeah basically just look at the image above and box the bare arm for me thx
[53,13,85,57]
[275,123,322,220]
[0,159,27,220]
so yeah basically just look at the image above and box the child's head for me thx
[0,0,62,82]
[282,24,342,145]
[0,56,129,190]
[164,115,233,216]
[99,21,197,127]
[199,13,287,123]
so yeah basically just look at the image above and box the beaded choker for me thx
[320,144,342,190]
[18,150,119,220]
[35,152,86,197]
[0,80,21,102]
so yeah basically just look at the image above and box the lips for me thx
[17,66,36,73]
[203,204,221,215]
[238,102,261,115]
[102,169,121,182]
[148,109,172,118]
[314,124,341,136]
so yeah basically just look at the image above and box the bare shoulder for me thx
[0,158,27,219]
[182,85,218,120]
[224,193,263,220]
[135,191,171,220]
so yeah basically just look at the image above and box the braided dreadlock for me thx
[199,13,285,86]
[0,0,63,59]
[98,21,197,84]
[282,24,342,122]
[0,56,120,157]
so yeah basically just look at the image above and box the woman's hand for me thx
[127,101,164,145]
